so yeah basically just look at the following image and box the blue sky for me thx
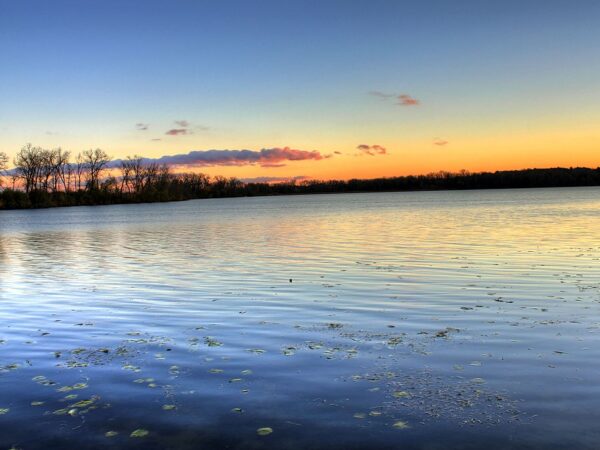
[1,0,599,179]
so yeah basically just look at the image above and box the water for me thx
[1,187,600,449]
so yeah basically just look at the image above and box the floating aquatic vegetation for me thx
[69,398,97,408]
[256,427,273,436]
[1,363,19,372]
[169,365,180,375]
[231,407,243,413]
[388,336,403,346]
[64,360,89,368]
[392,420,410,429]
[31,401,45,406]
[32,375,57,386]
[435,327,460,338]
[241,369,252,375]
[162,404,176,411]
[130,429,149,438]
[57,382,88,392]
[392,391,410,398]
[208,368,223,374]
[247,348,266,354]
[204,337,223,347]
[229,378,242,383]
[379,369,521,425]
[282,346,296,356]
[353,412,366,419]
[105,431,118,437]
[0,408,9,415]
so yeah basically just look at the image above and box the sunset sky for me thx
[1,0,599,181]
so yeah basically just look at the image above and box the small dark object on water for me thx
[289,279,292,283]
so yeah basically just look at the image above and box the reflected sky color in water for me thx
[1,188,600,449]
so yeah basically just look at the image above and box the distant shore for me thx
[1,166,600,210]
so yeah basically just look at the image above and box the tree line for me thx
[1,144,600,210]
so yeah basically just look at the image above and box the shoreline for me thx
[1,180,599,212]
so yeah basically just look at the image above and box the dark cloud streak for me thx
[357,144,387,156]
[109,147,329,168]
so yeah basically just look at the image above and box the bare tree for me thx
[0,152,7,172]
[0,151,8,188]
[120,155,144,193]
[74,153,85,191]
[52,148,71,192]
[82,148,110,191]
[14,143,44,193]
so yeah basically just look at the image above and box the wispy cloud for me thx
[110,147,329,168]
[434,139,448,146]
[369,91,420,106]
[397,94,419,106]
[357,144,387,156]
[368,91,395,99]
[260,163,287,168]
[136,123,149,131]
[242,175,310,184]
[165,129,188,136]
[175,120,189,128]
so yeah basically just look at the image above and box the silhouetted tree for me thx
[0,152,8,187]
[82,148,110,191]
[14,143,44,193]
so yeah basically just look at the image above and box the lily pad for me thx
[130,429,149,438]
[393,420,410,429]
[393,391,410,398]
[257,427,273,436]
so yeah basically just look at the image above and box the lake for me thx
[1,187,600,449]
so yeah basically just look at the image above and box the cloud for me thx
[334,151,342,155]
[136,123,149,131]
[151,138,162,141]
[175,120,189,128]
[357,144,387,156]
[110,147,329,168]
[397,94,419,106]
[434,139,448,146]
[165,129,189,136]
[369,91,420,106]
[242,175,310,184]
[368,91,395,99]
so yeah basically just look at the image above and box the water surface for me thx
[1,188,600,449]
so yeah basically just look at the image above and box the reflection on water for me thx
[1,187,600,449]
